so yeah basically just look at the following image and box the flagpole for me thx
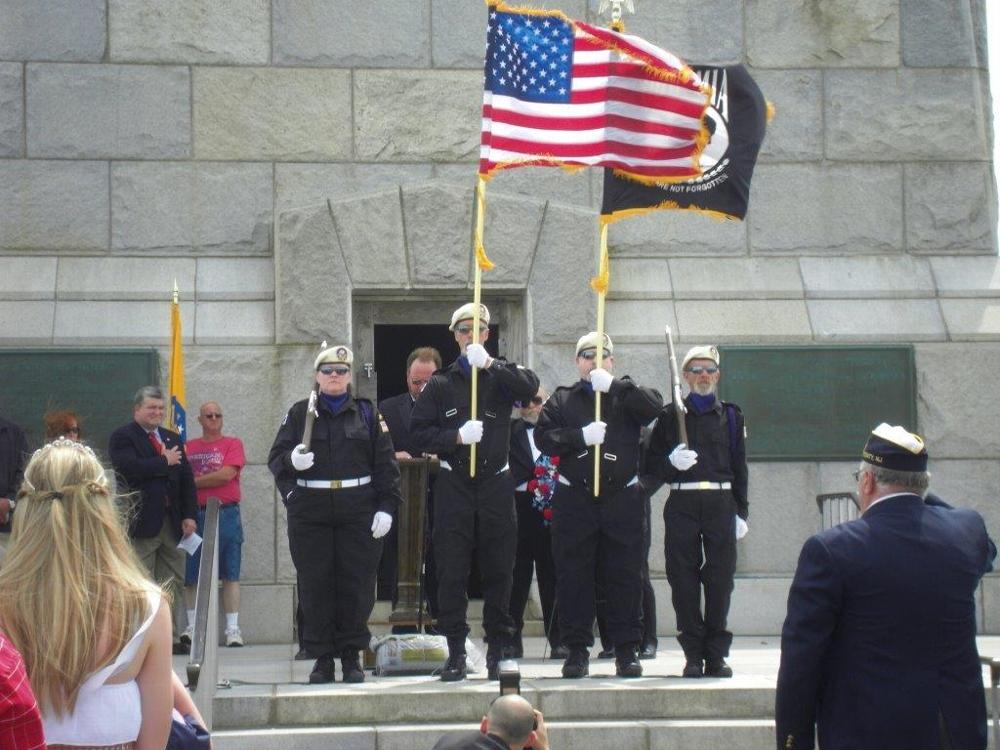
[470,176,494,478]
[592,224,610,497]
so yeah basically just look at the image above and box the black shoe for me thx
[549,644,570,660]
[639,643,657,660]
[341,650,365,683]
[614,646,643,678]
[597,648,615,660]
[704,658,733,678]
[309,654,336,684]
[682,659,703,678]
[294,647,311,661]
[172,642,190,656]
[440,652,467,682]
[561,648,589,679]
[509,639,524,660]
[486,641,511,680]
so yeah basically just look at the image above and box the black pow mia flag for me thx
[600,64,768,222]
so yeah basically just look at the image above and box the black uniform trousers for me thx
[664,488,737,661]
[286,485,382,656]
[433,467,517,645]
[509,490,559,650]
[552,481,645,649]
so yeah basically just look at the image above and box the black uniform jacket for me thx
[108,421,198,540]
[409,358,539,477]
[508,418,537,488]
[378,391,420,456]
[0,416,28,533]
[646,395,749,518]
[268,391,403,514]
[534,377,662,492]
[431,730,511,750]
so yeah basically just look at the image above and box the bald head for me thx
[486,695,536,748]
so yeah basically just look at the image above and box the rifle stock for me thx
[664,326,689,445]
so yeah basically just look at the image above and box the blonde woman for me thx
[0,439,174,750]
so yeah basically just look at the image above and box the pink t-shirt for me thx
[186,435,246,507]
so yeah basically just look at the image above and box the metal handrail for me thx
[816,492,860,531]
[186,497,220,729]
[981,655,1000,750]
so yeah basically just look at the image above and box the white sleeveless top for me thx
[42,588,161,746]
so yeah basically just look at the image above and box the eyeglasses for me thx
[202,413,223,419]
[318,365,351,376]
[578,349,611,360]
[686,366,719,375]
[852,469,866,482]
[455,324,487,335]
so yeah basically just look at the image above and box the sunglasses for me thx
[202,413,223,419]
[578,349,611,360]
[318,365,351,376]
[455,324,487,335]
[686,365,719,375]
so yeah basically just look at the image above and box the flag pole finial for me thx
[598,0,635,27]
[172,278,179,304]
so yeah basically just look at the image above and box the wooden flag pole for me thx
[592,223,610,497]
[470,176,495,478]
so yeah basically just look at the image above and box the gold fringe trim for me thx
[475,240,496,270]
[600,202,740,226]
[590,246,610,294]
[766,100,776,123]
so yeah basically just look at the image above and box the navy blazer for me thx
[379,391,420,457]
[108,420,197,540]
[775,493,995,750]
[509,418,536,488]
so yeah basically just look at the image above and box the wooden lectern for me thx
[388,457,436,628]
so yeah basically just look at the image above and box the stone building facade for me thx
[1,0,998,641]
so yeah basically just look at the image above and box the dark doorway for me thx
[374,323,500,404]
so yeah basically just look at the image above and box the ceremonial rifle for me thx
[300,339,327,453]
[664,326,688,445]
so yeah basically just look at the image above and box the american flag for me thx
[479,6,711,183]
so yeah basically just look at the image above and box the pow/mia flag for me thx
[600,64,768,222]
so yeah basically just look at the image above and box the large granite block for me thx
[902,0,981,67]
[27,64,190,159]
[606,300,677,342]
[402,182,473,288]
[746,0,898,68]
[481,192,547,289]
[238,584,294,643]
[194,68,352,161]
[905,162,996,255]
[674,300,811,343]
[929,460,1000,542]
[196,258,274,301]
[0,64,22,157]
[728,577,793,634]
[825,70,988,162]
[608,259,672,297]
[0,302,54,344]
[607,208,747,257]
[112,162,272,255]
[799,256,935,299]
[982,576,1000,635]
[56,257,196,300]
[940,300,1000,341]
[669,258,802,299]
[109,0,269,64]
[354,70,482,162]
[273,0,429,67]
[0,160,108,252]
[436,164,594,208]
[598,0,742,62]
[930,257,1000,297]
[737,463,818,574]
[0,257,56,300]
[528,343,578,398]
[648,721,775,750]
[235,465,277,582]
[0,0,105,61]
[753,69,822,163]
[916,344,1000,458]
[275,204,350,344]
[195,302,274,345]
[808,299,946,342]
[276,164,435,214]
[750,164,902,254]
[53,301,195,345]
[214,728,374,750]
[329,190,409,289]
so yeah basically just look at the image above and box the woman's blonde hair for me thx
[0,439,159,716]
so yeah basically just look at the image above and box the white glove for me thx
[466,343,490,368]
[458,420,483,444]
[735,516,749,540]
[291,444,314,471]
[589,368,613,393]
[371,511,393,539]
[581,421,606,446]
[668,443,698,471]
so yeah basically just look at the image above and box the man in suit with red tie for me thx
[109,385,197,653]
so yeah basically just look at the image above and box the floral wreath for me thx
[526,454,559,525]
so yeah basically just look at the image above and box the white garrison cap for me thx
[314,345,353,370]
[449,303,490,331]
[575,331,613,356]
[681,345,720,370]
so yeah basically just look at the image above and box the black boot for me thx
[561,648,589,679]
[682,659,704,678]
[614,645,643,678]
[441,651,467,682]
[341,650,365,683]
[308,653,336,684]
[705,658,733,678]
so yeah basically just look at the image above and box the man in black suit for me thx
[775,423,996,750]
[0,415,28,562]
[108,385,197,652]
[432,694,549,750]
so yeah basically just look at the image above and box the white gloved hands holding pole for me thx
[734,516,749,540]
[668,443,698,471]
[589,368,613,393]
[582,421,607,446]
[291,444,314,471]
[371,511,393,539]
[458,420,484,445]
[465,343,491,369]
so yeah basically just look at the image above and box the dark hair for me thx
[43,411,81,440]
[406,347,442,371]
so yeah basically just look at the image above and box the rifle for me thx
[664,326,688,445]
[299,339,327,452]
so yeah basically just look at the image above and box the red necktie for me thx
[148,431,162,455]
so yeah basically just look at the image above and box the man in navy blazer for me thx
[775,423,995,750]
[109,385,197,651]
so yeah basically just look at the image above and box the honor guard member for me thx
[646,345,747,678]
[534,332,662,679]
[409,303,539,682]
[268,345,403,684]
